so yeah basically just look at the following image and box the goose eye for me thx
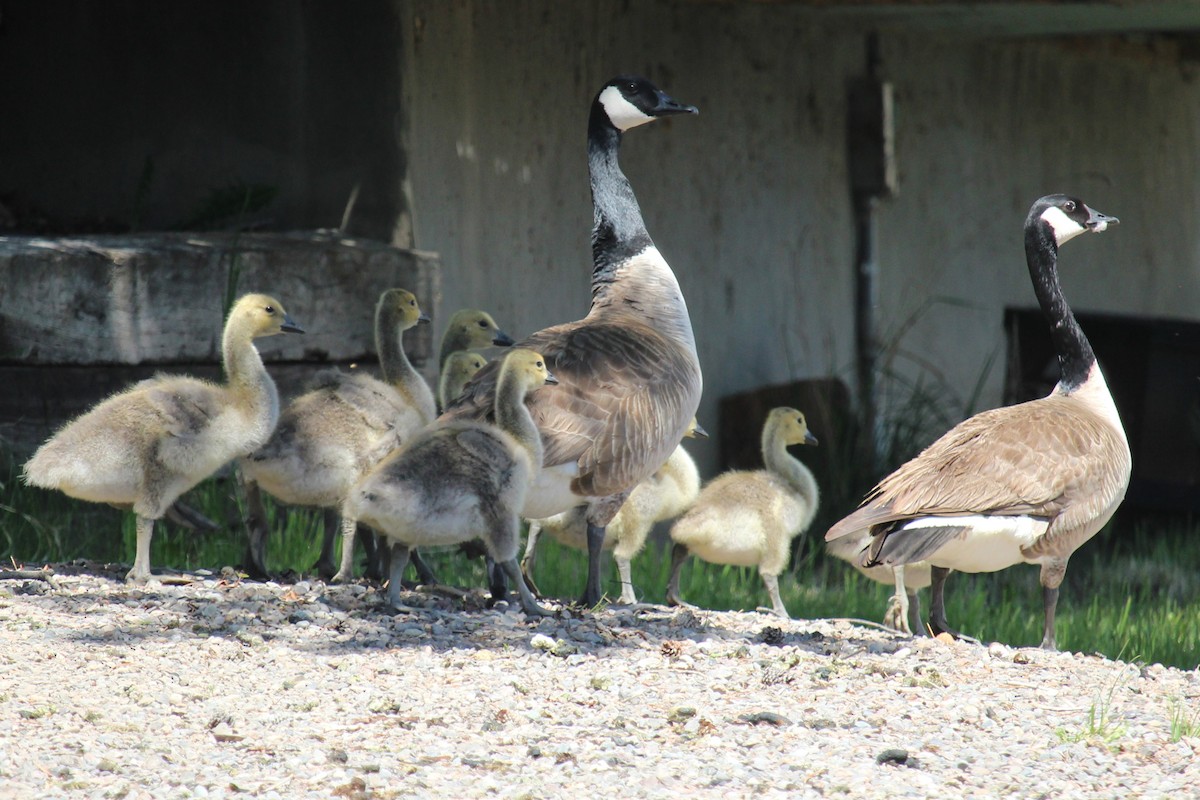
[1063,200,1076,212]
[627,81,638,93]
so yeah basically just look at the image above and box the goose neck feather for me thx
[587,116,652,297]
[1025,214,1094,393]
[762,422,819,516]
[221,315,277,424]
[496,369,544,470]
[376,303,435,425]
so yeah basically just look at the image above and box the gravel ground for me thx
[0,563,1196,800]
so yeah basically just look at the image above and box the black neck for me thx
[1025,220,1094,392]
[587,108,653,299]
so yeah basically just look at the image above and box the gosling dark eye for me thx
[264,306,275,314]
[478,320,488,328]
[536,361,544,368]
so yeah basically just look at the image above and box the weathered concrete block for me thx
[0,231,440,365]
[0,232,441,454]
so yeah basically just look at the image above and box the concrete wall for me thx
[399,2,1200,474]
[2,1,1199,478]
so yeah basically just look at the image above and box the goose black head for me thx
[594,75,698,133]
[1031,194,1119,247]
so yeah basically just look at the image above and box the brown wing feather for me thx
[440,315,701,497]
[826,394,1129,552]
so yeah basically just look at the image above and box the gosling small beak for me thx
[690,422,709,440]
[804,430,819,447]
[492,330,516,347]
[280,315,305,334]
[544,371,559,386]
[418,312,431,324]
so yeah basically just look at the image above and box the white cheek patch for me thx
[1041,205,1087,245]
[598,86,654,131]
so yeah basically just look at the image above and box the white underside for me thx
[897,514,1050,573]
[522,462,591,519]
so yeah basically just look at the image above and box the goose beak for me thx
[544,371,559,386]
[280,315,305,334]
[804,430,819,447]
[1085,206,1119,233]
[417,312,431,324]
[654,90,699,117]
[492,330,516,347]
[690,422,709,440]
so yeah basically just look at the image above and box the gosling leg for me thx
[384,541,411,610]
[520,522,543,597]
[665,543,694,609]
[760,572,789,619]
[499,558,552,617]
[882,566,912,634]
[313,508,339,580]
[241,477,272,581]
[615,556,638,605]
[126,515,156,583]
[330,514,358,584]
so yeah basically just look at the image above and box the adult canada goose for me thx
[24,294,303,582]
[825,195,1127,650]
[347,349,558,616]
[438,350,489,413]
[521,419,707,604]
[437,309,515,373]
[667,407,819,618]
[444,75,702,607]
[240,288,436,582]
[825,533,932,635]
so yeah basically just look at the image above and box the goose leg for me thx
[759,573,789,619]
[241,478,272,581]
[928,565,978,643]
[385,542,411,610]
[330,515,358,584]
[580,522,607,607]
[363,528,388,582]
[313,508,339,580]
[520,522,543,597]
[499,558,552,617]
[615,556,638,605]
[665,543,694,609]
[126,515,156,583]
[1039,558,1068,651]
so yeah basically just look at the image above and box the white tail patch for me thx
[598,86,654,131]
[1040,206,1087,246]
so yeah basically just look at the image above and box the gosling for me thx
[240,288,435,582]
[347,349,557,616]
[437,308,515,373]
[522,419,706,604]
[438,350,489,412]
[24,294,303,582]
[667,407,819,618]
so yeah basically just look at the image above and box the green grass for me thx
[3,443,1199,669]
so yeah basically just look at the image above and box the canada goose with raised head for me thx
[443,75,702,607]
[347,349,558,616]
[825,195,1127,650]
[667,408,819,618]
[522,418,707,604]
[240,288,436,582]
[24,294,303,582]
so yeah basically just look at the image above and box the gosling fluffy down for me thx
[347,349,557,616]
[667,407,819,618]
[24,294,303,582]
[239,288,435,581]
